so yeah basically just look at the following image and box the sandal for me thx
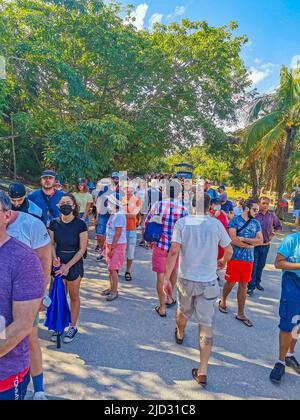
[125,272,132,282]
[175,328,184,345]
[236,316,253,328]
[101,289,111,296]
[192,369,207,388]
[166,299,177,308]
[219,300,228,314]
[155,306,167,318]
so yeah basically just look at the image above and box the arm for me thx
[82,201,93,221]
[275,253,300,271]
[228,228,253,249]
[239,231,264,247]
[35,242,52,292]
[163,242,181,296]
[0,299,41,358]
[49,230,58,263]
[218,244,233,269]
[58,231,88,276]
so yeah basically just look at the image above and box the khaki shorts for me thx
[177,278,220,327]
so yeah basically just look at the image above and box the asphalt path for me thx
[29,229,300,400]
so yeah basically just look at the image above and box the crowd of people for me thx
[0,169,300,400]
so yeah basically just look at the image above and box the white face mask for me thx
[214,205,221,211]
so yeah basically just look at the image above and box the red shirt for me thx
[210,210,228,259]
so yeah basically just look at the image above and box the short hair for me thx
[0,191,12,211]
[192,192,211,212]
[259,196,271,204]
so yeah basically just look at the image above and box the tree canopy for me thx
[0,0,249,182]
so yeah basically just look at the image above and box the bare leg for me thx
[29,327,43,378]
[279,331,294,361]
[198,325,214,376]
[126,259,133,274]
[237,282,248,319]
[220,282,235,309]
[110,270,119,294]
[67,277,81,327]
[156,273,166,315]
[176,310,188,340]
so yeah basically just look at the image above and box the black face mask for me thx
[59,205,73,216]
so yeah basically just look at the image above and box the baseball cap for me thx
[8,182,26,199]
[219,193,228,202]
[111,172,120,179]
[77,178,86,185]
[41,170,56,178]
[219,185,226,191]
[211,198,222,205]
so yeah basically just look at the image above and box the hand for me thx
[217,258,226,270]
[108,247,115,259]
[215,211,221,218]
[56,264,70,277]
[53,257,61,268]
[163,278,173,297]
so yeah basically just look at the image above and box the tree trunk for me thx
[276,126,296,201]
[11,119,17,180]
[249,163,259,200]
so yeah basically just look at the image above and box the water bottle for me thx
[43,295,52,308]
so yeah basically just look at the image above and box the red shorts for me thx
[152,246,179,275]
[105,243,126,271]
[225,260,254,284]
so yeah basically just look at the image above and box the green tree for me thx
[242,66,300,199]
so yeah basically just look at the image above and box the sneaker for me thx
[51,332,58,343]
[33,392,48,401]
[95,245,100,252]
[97,254,104,262]
[63,327,78,344]
[247,289,254,297]
[139,240,146,247]
[270,363,285,384]
[286,356,300,375]
[106,292,119,302]
[256,285,265,292]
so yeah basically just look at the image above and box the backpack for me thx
[144,202,163,243]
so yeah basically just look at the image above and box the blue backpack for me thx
[144,203,163,243]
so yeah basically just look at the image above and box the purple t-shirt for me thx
[0,238,44,380]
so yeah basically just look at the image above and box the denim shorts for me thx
[126,230,137,261]
[279,272,300,333]
[96,214,109,236]
[294,210,300,219]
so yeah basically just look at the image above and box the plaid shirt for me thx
[145,199,188,252]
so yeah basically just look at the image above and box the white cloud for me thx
[167,5,187,20]
[149,13,163,29]
[130,3,149,30]
[249,62,275,86]
[291,55,300,70]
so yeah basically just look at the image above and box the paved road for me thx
[31,230,299,400]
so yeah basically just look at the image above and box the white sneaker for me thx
[33,392,48,401]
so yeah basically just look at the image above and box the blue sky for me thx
[121,0,300,93]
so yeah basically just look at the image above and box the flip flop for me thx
[166,299,177,308]
[125,272,132,282]
[236,316,253,328]
[175,328,184,345]
[192,369,207,388]
[155,306,167,318]
[219,300,228,314]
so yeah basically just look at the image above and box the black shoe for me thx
[95,245,100,252]
[270,363,285,384]
[97,255,104,262]
[256,285,265,292]
[286,356,300,375]
[247,289,254,297]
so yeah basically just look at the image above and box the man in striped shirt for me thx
[145,180,189,317]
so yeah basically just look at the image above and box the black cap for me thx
[77,178,86,184]
[41,170,56,178]
[8,182,26,199]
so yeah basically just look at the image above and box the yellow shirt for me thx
[73,192,93,214]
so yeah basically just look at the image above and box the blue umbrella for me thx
[44,269,71,349]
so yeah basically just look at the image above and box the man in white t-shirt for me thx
[163,193,233,388]
[6,210,52,400]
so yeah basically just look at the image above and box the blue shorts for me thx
[294,210,300,219]
[279,272,300,333]
[96,214,109,236]
[0,371,30,401]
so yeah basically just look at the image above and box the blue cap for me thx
[41,170,56,178]
[219,185,226,190]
